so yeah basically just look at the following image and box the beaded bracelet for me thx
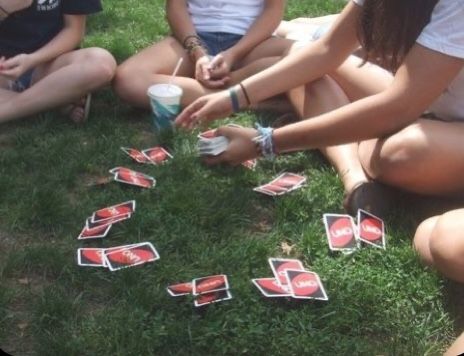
[253,124,275,160]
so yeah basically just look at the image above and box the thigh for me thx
[360,119,464,195]
[330,55,394,101]
[117,36,194,77]
[237,37,295,68]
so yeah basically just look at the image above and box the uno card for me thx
[120,147,152,164]
[323,214,358,251]
[193,274,229,295]
[285,269,328,301]
[103,242,160,271]
[108,167,152,179]
[114,171,156,189]
[77,223,112,240]
[357,209,385,248]
[194,290,232,307]
[77,248,106,267]
[271,173,306,191]
[167,282,193,297]
[242,159,257,170]
[268,258,305,286]
[86,213,131,229]
[252,278,292,298]
[198,129,217,139]
[91,201,135,222]
[142,147,173,165]
[253,183,288,196]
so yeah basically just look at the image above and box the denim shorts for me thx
[197,32,243,56]
[8,69,34,92]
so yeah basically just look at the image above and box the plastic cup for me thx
[147,84,183,132]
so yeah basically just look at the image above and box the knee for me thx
[428,212,464,282]
[359,124,427,183]
[82,47,117,85]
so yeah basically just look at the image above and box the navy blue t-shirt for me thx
[0,0,102,58]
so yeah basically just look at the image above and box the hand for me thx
[175,90,233,129]
[195,55,229,89]
[0,54,35,80]
[208,51,235,82]
[203,126,259,166]
[0,0,33,15]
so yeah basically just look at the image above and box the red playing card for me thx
[167,282,193,297]
[91,201,135,222]
[142,147,173,165]
[357,209,385,248]
[87,213,131,229]
[323,214,358,251]
[194,290,232,307]
[77,223,112,240]
[268,258,305,286]
[193,274,229,295]
[271,173,306,190]
[120,147,152,164]
[103,242,160,271]
[285,269,328,301]
[108,167,152,179]
[252,278,291,297]
[114,171,156,189]
[77,248,106,267]
[198,129,217,139]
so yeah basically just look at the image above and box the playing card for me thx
[120,147,152,164]
[285,269,328,301]
[194,290,232,307]
[197,136,229,156]
[357,209,385,249]
[91,201,136,222]
[323,214,358,251]
[252,278,292,297]
[77,248,106,267]
[167,282,193,297]
[114,171,156,189]
[142,147,173,165]
[108,167,153,179]
[77,223,112,240]
[193,274,229,295]
[103,242,160,271]
[241,159,257,170]
[198,128,217,139]
[268,258,305,286]
[254,173,306,196]
[86,213,131,229]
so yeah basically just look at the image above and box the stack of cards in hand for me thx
[77,242,160,271]
[77,200,135,240]
[109,167,156,189]
[254,173,306,196]
[167,274,232,307]
[252,258,328,301]
[121,146,173,165]
[323,209,385,253]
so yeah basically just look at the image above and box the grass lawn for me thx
[1,0,463,355]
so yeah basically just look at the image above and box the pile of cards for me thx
[323,209,385,253]
[121,146,172,165]
[77,242,160,271]
[109,167,156,189]
[254,173,306,196]
[78,200,135,240]
[167,274,232,307]
[252,258,328,301]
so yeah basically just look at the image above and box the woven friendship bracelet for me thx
[254,124,275,160]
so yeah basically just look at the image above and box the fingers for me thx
[175,98,206,128]
[200,63,210,81]
[208,54,223,70]
[215,126,236,139]
[201,77,230,89]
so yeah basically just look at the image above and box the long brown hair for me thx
[357,0,439,71]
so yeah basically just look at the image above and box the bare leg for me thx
[0,47,116,124]
[413,209,464,283]
[359,120,464,196]
[445,331,464,356]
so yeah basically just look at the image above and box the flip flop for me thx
[343,181,395,218]
[62,93,92,124]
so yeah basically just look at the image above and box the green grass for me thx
[0,0,461,355]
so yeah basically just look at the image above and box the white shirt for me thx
[353,0,464,120]
[188,0,264,35]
